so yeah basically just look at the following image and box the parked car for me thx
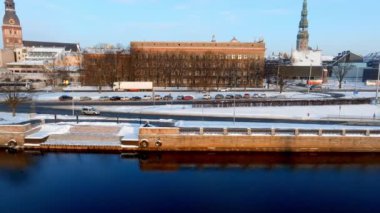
[154,95,162,100]
[296,83,307,87]
[163,95,174,101]
[131,96,142,101]
[177,95,184,100]
[225,94,234,99]
[243,94,251,99]
[218,88,231,92]
[80,96,92,101]
[215,94,224,100]
[110,96,122,101]
[310,85,322,91]
[252,93,259,98]
[235,94,243,99]
[81,106,100,116]
[121,97,130,101]
[99,96,110,101]
[59,95,73,101]
[19,94,32,101]
[183,96,194,101]
[142,95,152,100]
[203,94,212,100]
[259,94,267,98]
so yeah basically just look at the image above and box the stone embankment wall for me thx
[139,128,380,152]
[0,124,39,146]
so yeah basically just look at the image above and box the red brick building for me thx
[130,38,266,88]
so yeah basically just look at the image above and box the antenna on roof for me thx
[211,35,216,42]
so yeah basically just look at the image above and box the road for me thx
[0,101,373,126]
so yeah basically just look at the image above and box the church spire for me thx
[299,0,308,29]
[5,0,15,11]
[2,0,23,49]
[296,0,309,51]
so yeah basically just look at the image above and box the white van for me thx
[81,106,100,116]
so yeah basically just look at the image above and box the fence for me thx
[179,127,376,137]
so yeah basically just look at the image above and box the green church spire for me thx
[297,0,309,51]
[299,0,308,29]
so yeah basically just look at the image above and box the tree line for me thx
[81,50,265,90]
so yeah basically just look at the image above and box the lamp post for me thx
[354,65,359,94]
[376,62,380,105]
[308,62,313,94]
[72,87,75,116]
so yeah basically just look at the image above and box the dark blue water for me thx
[1,152,380,213]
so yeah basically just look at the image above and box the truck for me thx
[113,82,153,92]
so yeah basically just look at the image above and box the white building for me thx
[291,49,322,66]
[5,47,71,88]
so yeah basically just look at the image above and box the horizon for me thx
[2,0,380,56]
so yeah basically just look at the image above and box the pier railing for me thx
[179,127,377,137]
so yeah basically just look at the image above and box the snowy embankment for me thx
[92,104,380,120]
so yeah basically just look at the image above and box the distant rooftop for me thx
[83,48,129,54]
[23,40,81,52]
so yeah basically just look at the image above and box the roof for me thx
[333,51,363,64]
[3,11,20,26]
[23,40,80,52]
[7,60,46,66]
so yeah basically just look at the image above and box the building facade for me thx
[130,38,265,89]
[0,0,82,87]
[81,48,131,87]
[2,0,22,50]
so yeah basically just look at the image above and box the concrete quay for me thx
[0,123,379,153]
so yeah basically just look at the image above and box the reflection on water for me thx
[133,152,380,171]
[1,151,380,212]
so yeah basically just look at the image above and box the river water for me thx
[1,151,380,213]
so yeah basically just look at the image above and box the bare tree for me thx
[1,75,28,117]
[333,63,355,89]
[278,75,287,94]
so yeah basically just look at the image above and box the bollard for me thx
[318,129,323,136]
[200,127,204,135]
[76,115,79,124]
[294,129,299,136]
[366,130,371,137]
[54,114,57,123]
[342,129,346,136]
[271,128,276,136]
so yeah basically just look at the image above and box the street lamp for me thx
[307,61,313,94]
[376,62,380,105]
[72,86,75,116]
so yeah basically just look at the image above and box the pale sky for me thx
[4,0,380,56]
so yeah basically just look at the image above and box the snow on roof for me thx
[321,55,334,61]
[7,60,47,66]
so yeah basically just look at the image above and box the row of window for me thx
[12,70,45,73]
[8,29,18,35]
[136,54,261,60]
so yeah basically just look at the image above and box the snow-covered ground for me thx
[0,113,31,125]
[325,80,378,90]
[90,104,380,120]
